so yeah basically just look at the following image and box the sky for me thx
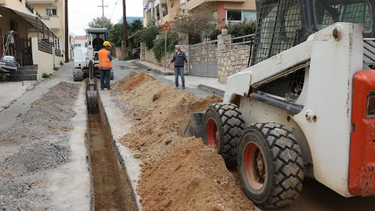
[69,0,143,35]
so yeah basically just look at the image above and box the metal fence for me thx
[0,36,33,66]
[189,40,218,78]
[55,48,62,57]
[38,40,52,55]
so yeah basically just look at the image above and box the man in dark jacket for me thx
[93,34,104,51]
[168,46,187,89]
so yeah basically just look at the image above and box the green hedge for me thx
[153,33,179,61]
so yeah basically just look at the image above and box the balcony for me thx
[0,0,42,17]
[27,0,58,3]
[184,0,246,10]
[42,16,60,29]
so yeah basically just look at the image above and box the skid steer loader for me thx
[186,0,375,209]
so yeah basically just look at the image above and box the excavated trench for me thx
[85,79,138,211]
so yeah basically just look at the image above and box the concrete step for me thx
[19,65,38,71]
[198,84,225,98]
[11,70,38,75]
[8,75,37,81]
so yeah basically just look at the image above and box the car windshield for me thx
[314,0,372,32]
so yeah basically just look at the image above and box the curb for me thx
[135,61,174,76]
[198,84,225,98]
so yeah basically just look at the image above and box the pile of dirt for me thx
[112,71,137,90]
[0,82,79,210]
[115,71,155,91]
[113,72,255,211]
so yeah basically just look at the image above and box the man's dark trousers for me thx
[174,66,185,88]
[100,69,111,89]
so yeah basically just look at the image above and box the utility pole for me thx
[122,0,128,49]
[64,0,69,62]
[98,0,108,27]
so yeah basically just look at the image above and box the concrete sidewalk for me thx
[0,81,38,113]
[136,60,226,97]
[136,60,175,75]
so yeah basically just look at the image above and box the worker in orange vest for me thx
[98,41,113,90]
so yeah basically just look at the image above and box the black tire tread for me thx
[247,122,304,209]
[208,103,245,167]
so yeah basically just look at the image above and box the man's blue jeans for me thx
[174,66,185,88]
[100,69,111,89]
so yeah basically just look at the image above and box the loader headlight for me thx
[367,93,375,118]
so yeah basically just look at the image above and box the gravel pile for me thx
[1,140,70,174]
[0,82,79,211]
[0,82,78,144]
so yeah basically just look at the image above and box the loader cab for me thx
[86,28,108,52]
[251,0,375,66]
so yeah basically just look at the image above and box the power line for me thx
[70,11,101,16]
[110,0,119,22]
[70,25,89,29]
[97,0,109,19]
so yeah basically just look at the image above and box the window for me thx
[314,0,372,32]
[243,11,257,22]
[227,10,242,22]
[226,10,257,23]
[46,8,57,16]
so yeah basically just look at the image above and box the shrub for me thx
[109,20,143,47]
[42,72,53,79]
[152,33,179,61]
[171,7,218,44]
[59,61,64,66]
[139,22,161,49]
[224,20,257,38]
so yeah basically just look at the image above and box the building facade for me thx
[143,0,256,27]
[0,0,64,79]
[28,0,66,57]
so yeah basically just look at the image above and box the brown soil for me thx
[113,72,255,211]
[88,114,124,210]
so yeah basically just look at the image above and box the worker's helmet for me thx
[103,41,111,47]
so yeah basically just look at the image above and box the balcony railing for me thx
[38,40,52,54]
[36,11,42,19]
[25,1,34,13]
[55,48,62,57]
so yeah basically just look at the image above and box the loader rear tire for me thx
[238,123,304,209]
[203,103,245,168]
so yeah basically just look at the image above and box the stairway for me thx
[9,65,38,81]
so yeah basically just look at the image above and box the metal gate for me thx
[0,36,33,66]
[189,40,218,78]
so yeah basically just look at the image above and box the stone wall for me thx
[139,34,250,83]
[140,43,189,68]
[217,34,251,83]
[189,43,217,65]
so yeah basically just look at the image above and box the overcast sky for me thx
[69,0,143,35]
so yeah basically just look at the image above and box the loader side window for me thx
[253,0,302,64]
[314,0,372,32]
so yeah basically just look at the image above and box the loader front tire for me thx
[238,123,304,209]
[203,103,245,168]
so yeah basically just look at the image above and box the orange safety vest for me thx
[98,49,112,69]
